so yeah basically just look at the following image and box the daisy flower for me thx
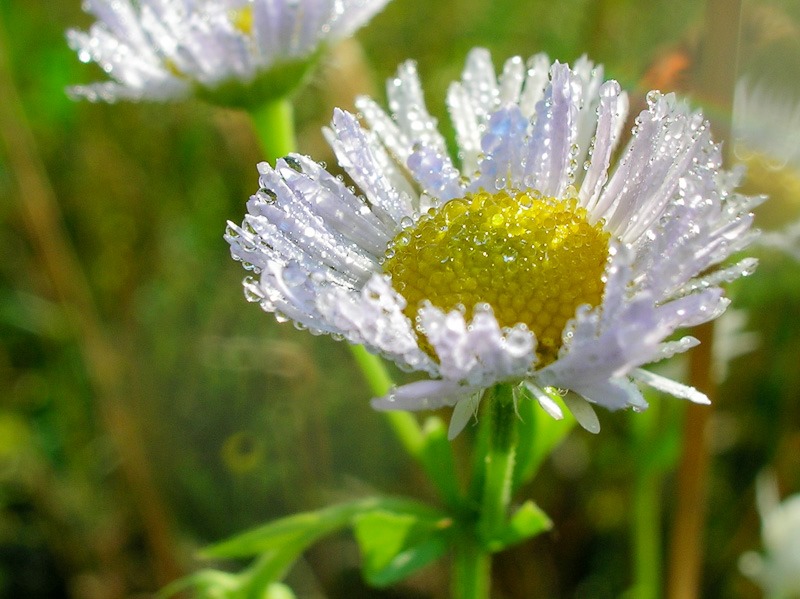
[67,0,391,103]
[226,48,759,437]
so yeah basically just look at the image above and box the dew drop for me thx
[284,156,303,172]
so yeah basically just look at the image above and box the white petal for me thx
[469,106,531,192]
[372,379,470,411]
[418,304,536,387]
[631,369,710,404]
[524,61,580,197]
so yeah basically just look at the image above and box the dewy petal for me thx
[317,274,435,374]
[524,61,580,198]
[68,0,392,102]
[386,60,449,156]
[228,47,758,436]
[372,379,471,412]
[417,303,537,388]
[469,106,532,193]
[631,368,710,404]
[580,80,629,212]
[327,109,415,226]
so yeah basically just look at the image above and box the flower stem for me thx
[633,468,662,599]
[478,384,518,541]
[250,96,297,163]
[452,384,518,598]
[452,531,491,599]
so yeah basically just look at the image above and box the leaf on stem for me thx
[353,507,454,587]
[483,500,553,552]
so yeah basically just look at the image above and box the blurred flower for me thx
[227,49,759,437]
[759,218,800,261]
[740,472,800,598]
[733,78,800,259]
[733,78,800,172]
[713,307,759,384]
[67,0,391,104]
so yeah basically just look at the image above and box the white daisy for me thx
[226,48,759,438]
[67,0,391,103]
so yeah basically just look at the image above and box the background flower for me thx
[67,0,391,103]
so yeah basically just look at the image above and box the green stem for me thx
[478,384,518,542]
[250,96,297,163]
[633,469,662,599]
[452,531,491,599]
[453,384,521,599]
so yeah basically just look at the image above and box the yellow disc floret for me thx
[383,189,610,364]
[230,6,254,35]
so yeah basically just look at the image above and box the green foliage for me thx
[353,506,452,587]
[159,566,298,599]
[183,496,456,595]
[483,500,553,553]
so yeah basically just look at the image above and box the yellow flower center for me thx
[230,6,254,35]
[383,189,610,364]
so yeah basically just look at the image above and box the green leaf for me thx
[201,500,368,559]
[483,500,552,552]
[157,569,239,599]
[200,496,447,562]
[263,582,298,599]
[353,507,453,587]
[157,565,299,599]
[513,386,576,490]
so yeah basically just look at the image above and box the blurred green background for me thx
[2,0,800,597]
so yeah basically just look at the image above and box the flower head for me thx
[226,49,759,437]
[67,0,391,104]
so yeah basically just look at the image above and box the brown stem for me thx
[0,17,182,588]
[667,322,715,599]
[666,2,742,598]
